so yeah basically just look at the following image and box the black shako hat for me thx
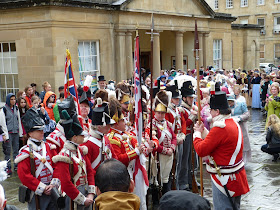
[181,81,196,98]
[91,99,115,126]
[58,95,76,120]
[159,190,211,210]
[22,107,45,133]
[152,79,161,98]
[79,91,90,106]
[166,85,180,98]
[210,82,229,110]
[98,75,106,82]
[60,111,86,139]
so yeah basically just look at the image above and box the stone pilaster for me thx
[115,30,126,82]
[175,31,184,70]
[153,33,161,78]
[125,31,133,80]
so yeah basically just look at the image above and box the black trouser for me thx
[261,144,280,155]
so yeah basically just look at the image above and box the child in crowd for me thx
[17,97,29,147]
[32,95,56,138]
[0,93,23,174]
[43,91,57,121]
[24,85,34,108]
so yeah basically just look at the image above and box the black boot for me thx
[162,183,169,195]
[272,154,279,162]
[151,184,159,205]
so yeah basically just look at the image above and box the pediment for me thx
[122,0,213,17]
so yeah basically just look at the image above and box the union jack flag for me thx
[64,49,83,125]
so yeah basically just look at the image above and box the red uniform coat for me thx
[15,139,57,195]
[52,141,95,205]
[149,118,177,154]
[108,128,139,167]
[46,123,66,153]
[82,129,117,171]
[180,101,197,135]
[193,117,250,197]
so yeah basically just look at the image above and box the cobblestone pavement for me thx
[1,109,279,209]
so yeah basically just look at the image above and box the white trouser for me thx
[159,153,173,184]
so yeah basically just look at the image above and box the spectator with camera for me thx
[265,82,280,128]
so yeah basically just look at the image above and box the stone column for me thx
[125,31,133,80]
[175,31,184,70]
[153,33,161,78]
[115,30,127,82]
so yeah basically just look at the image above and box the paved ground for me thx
[1,109,279,209]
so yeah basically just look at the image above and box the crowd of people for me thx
[0,65,280,210]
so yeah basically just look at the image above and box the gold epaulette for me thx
[108,131,121,148]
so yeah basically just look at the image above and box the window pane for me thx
[257,19,265,26]
[10,43,16,51]
[11,58,18,73]
[2,43,9,52]
[90,42,97,55]
[277,17,280,25]
[78,43,84,57]
[3,59,10,73]
[6,74,13,88]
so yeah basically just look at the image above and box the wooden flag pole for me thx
[194,19,204,197]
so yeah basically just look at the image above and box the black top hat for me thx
[98,75,106,82]
[210,83,229,110]
[181,81,195,98]
[91,99,114,126]
[22,107,45,133]
[58,95,76,120]
[60,111,86,139]
[166,85,180,98]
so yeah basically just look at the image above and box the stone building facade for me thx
[206,0,280,68]
[0,0,247,102]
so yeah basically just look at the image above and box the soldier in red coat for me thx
[193,84,249,210]
[149,90,177,195]
[52,111,95,210]
[46,96,76,153]
[115,82,131,131]
[15,107,58,210]
[178,81,199,191]
[82,98,117,171]
[107,98,145,176]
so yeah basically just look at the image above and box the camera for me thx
[274,96,280,102]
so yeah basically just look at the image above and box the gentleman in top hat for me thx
[46,95,76,153]
[93,75,107,96]
[82,98,117,171]
[148,90,177,195]
[193,84,249,210]
[52,112,95,209]
[115,82,131,131]
[178,81,198,191]
[15,107,58,210]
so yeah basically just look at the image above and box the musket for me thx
[171,80,179,190]
[29,144,40,210]
[194,19,204,196]
[69,151,74,210]
[146,14,155,205]
[190,124,199,194]
[210,156,238,210]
